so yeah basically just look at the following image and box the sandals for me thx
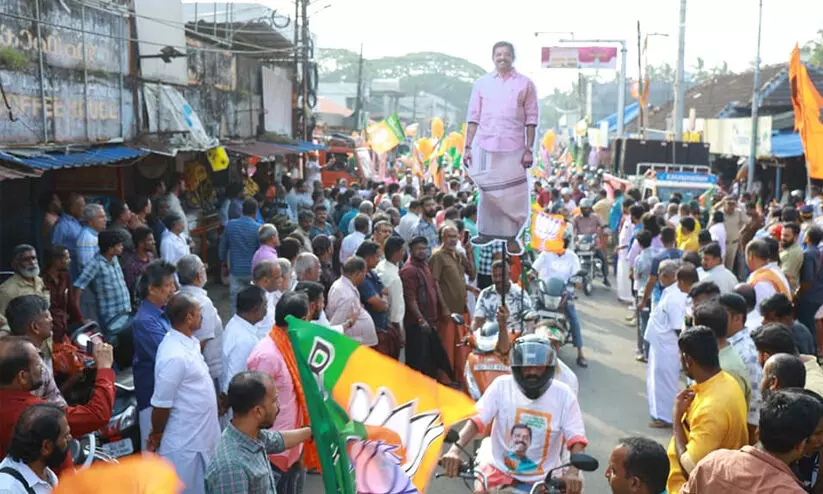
[576,356,588,368]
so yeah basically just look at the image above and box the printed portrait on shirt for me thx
[504,424,538,473]
[502,409,556,476]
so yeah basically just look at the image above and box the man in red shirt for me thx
[535,182,551,209]
[0,336,115,473]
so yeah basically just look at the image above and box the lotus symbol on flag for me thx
[348,384,443,489]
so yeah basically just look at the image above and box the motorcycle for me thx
[574,234,603,296]
[70,433,118,467]
[529,272,585,348]
[70,319,140,459]
[453,312,536,402]
[437,429,599,493]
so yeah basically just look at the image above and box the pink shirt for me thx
[326,276,377,347]
[246,336,301,471]
[251,244,278,270]
[467,69,539,152]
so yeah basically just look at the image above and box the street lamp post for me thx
[559,38,628,138]
[673,0,687,139]
[747,0,764,191]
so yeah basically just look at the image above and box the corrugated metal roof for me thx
[225,141,289,161]
[0,146,147,171]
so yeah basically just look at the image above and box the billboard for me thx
[541,46,618,69]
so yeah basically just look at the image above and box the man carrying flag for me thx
[464,41,539,256]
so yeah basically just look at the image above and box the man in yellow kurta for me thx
[667,325,749,494]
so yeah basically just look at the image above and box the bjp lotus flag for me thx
[529,212,567,254]
[287,318,476,494]
[367,113,405,155]
[542,130,555,153]
[789,44,823,180]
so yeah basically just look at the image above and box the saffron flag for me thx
[287,317,476,494]
[789,45,823,180]
[368,114,406,155]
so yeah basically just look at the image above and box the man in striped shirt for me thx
[220,198,262,316]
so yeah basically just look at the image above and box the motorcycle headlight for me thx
[542,295,563,310]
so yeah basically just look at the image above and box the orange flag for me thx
[789,45,823,180]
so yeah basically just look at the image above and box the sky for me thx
[287,0,823,95]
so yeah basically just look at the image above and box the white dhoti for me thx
[616,256,632,303]
[646,340,681,424]
[469,146,530,239]
[158,449,209,494]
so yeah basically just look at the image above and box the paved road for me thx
[295,283,671,493]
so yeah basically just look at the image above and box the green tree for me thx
[318,49,486,118]
[801,29,823,67]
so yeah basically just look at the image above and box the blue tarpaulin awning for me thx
[0,146,148,171]
[261,139,328,153]
[596,102,640,133]
[771,132,803,158]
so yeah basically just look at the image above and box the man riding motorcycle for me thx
[531,230,588,367]
[571,198,610,287]
[441,335,588,494]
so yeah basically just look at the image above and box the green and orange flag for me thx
[287,317,476,493]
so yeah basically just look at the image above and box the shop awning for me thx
[771,131,803,158]
[225,141,289,161]
[0,146,147,171]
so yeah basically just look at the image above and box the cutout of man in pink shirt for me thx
[464,41,539,257]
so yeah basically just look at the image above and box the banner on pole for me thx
[541,46,618,69]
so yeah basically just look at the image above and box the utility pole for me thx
[747,0,763,191]
[292,0,299,138]
[673,0,687,139]
[412,85,417,121]
[353,43,364,130]
[300,0,309,140]
[637,22,644,137]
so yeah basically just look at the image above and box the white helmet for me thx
[560,187,571,196]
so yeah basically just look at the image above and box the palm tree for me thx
[801,30,823,68]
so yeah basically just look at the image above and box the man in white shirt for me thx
[745,239,791,306]
[221,286,268,393]
[176,255,223,391]
[708,211,728,260]
[293,252,321,283]
[148,293,220,494]
[734,283,764,333]
[532,232,588,366]
[645,260,686,427]
[160,213,191,265]
[252,260,283,339]
[340,214,369,264]
[374,236,406,336]
[699,242,738,293]
[0,404,67,494]
[441,336,587,492]
[398,200,422,243]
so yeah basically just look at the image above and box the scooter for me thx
[436,429,599,493]
[453,312,536,402]
[70,319,140,459]
[574,234,603,296]
[529,272,585,348]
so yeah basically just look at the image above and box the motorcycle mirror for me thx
[569,453,599,472]
[450,313,465,326]
[445,429,460,444]
[74,333,91,349]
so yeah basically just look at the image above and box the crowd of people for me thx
[0,170,523,494]
[0,135,822,494]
